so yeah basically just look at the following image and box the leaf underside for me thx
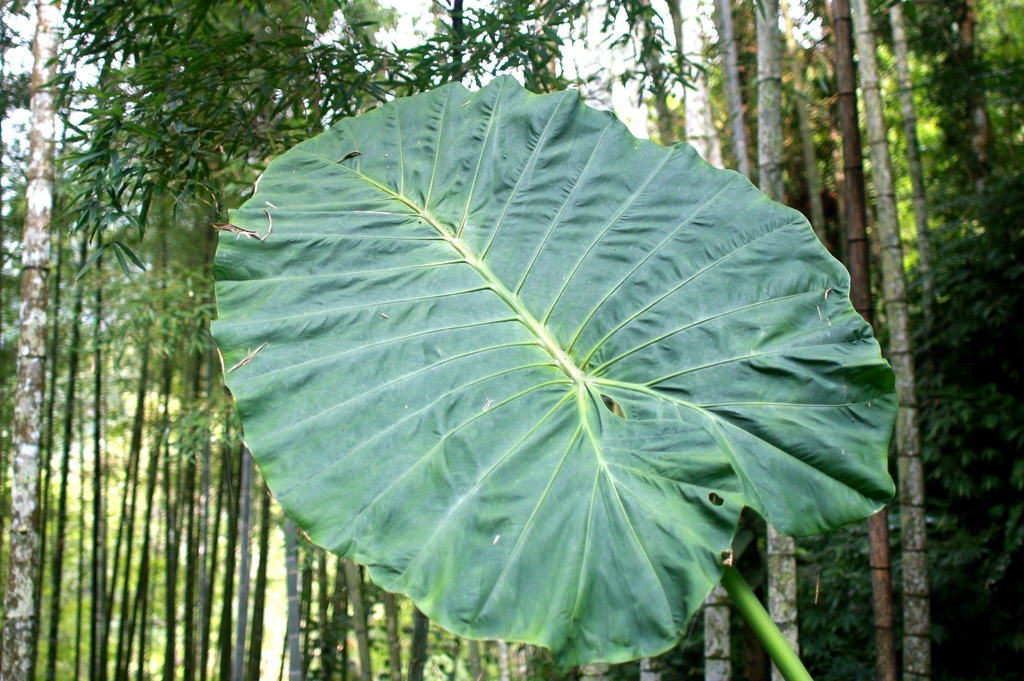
[213,77,896,666]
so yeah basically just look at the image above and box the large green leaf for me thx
[213,77,896,666]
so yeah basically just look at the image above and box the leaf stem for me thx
[720,566,813,681]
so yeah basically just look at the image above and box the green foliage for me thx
[915,171,1024,678]
[381,1,583,92]
[797,522,877,680]
[64,0,383,240]
[213,78,896,665]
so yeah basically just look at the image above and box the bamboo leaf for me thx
[75,241,107,282]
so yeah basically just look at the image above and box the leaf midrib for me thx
[305,147,588,388]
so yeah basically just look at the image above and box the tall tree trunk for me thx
[106,338,149,678]
[832,2,899,677]
[163,373,179,681]
[765,528,798,681]
[757,0,785,202]
[757,2,799,677]
[331,558,349,681]
[831,17,897,663]
[35,226,65,680]
[831,0,872,321]
[233,447,255,681]
[670,0,723,165]
[954,0,992,192]
[197,352,215,681]
[76,417,88,681]
[118,357,166,681]
[317,551,336,681]
[851,1,931,678]
[408,608,429,681]
[45,235,87,681]
[183,448,200,681]
[704,583,732,680]
[782,0,829,247]
[114,339,151,679]
[889,2,934,333]
[468,641,483,681]
[0,72,8,587]
[247,484,272,681]
[712,0,751,178]
[580,663,610,679]
[496,641,510,681]
[300,552,314,678]
[1,0,61,676]
[199,429,226,681]
[218,444,242,681]
[836,2,899,680]
[344,560,372,681]
[285,521,303,681]
[640,656,664,680]
[91,259,109,681]
[383,593,403,681]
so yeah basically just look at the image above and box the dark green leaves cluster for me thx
[64,0,381,242]
[62,0,705,255]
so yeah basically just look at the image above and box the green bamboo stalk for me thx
[720,567,812,681]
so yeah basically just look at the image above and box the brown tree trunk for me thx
[408,608,430,681]
[344,559,372,681]
[851,0,932,677]
[317,551,336,681]
[955,0,993,192]
[332,558,349,681]
[830,2,899,680]
[1,0,62,676]
[301,552,314,677]
[384,592,403,681]
[247,484,272,681]
[183,448,200,681]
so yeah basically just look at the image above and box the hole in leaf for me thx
[600,394,625,418]
[708,492,725,506]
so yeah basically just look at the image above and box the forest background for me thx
[0,0,1022,679]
